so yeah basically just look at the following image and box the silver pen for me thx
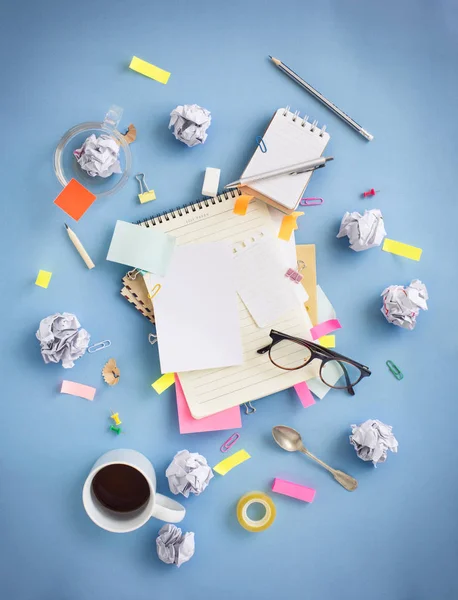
[225,156,333,189]
[269,56,374,142]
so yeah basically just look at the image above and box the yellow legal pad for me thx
[129,56,171,84]
[151,373,175,394]
[382,238,422,261]
[213,449,251,475]
[35,270,52,288]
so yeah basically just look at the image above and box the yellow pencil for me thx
[64,224,95,269]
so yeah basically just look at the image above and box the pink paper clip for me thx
[300,197,323,206]
[285,260,306,283]
[220,433,240,453]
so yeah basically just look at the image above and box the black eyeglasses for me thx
[257,329,371,395]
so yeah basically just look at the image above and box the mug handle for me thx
[151,493,186,523]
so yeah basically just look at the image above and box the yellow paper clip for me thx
[136,173,156,204]
[148,283,161,300]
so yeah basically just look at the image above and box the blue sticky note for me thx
[106,220,176,276]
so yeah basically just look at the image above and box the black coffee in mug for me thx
[92,464,150,512]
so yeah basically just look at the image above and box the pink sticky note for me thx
[294,382,316,408]
[272,478,316,503]
[60,380,96,401]
[175,375,242,434]
[310,318,342,341]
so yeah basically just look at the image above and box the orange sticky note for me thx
[233,194,253,216]
[54,179,97,221]
[278,212,304,241]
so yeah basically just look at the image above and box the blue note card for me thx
[106,220,176,276]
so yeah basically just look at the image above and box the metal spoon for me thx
[272,425,358,492]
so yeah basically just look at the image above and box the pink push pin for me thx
[362,188,381,198]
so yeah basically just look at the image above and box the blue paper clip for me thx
[220,433,240,453]
[255,136,267,153]
[88,340,111,353]
[300,197,324,206]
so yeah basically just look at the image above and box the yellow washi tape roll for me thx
[236,491,276,532]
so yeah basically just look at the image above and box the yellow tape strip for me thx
[382,238,422,261]
[318,335,335,348]
[151,373,175,394]
[129,56,171,84]
[236,491,276,532]
[278,212,304,241]
[233,194,253,216]
[213,449,251,475]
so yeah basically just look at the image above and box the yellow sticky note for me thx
[233,194,253,216]
[278,212,304,241]
[319,335,335,348]
[382,238,422,261]
[151,373,175,394]
[213,449,251,475]
[35,270,52,288]
[139,190,156,204]
[129,56,171,84]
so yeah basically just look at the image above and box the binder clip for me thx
[136,173,156,204]
[127,268,146,280]
[148,333,157,346]
[255,136,267,153]
[243,402,256,415]
[220,433,240,453]
[285,260,306,283]
[88,340,111,353]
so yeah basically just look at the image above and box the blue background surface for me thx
[1,1,458,598]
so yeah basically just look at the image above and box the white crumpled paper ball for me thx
[156,524,195,567]
[165,450,213,497]
[381,279,428,330]
[168,104,211,147]
[73,134,122,178]
[350,419,398,466]
[337,208,386,251]
[35,312,90,368]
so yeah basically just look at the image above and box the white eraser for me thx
[202,167,221,197]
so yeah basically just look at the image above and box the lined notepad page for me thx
[241,108,330,211]
[143,197,319,418]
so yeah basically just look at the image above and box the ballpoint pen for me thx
[224,156,333,189]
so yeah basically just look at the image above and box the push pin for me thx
[362,188,380,198]
[285,260,306,283]
[136,173,156,204]
[109,425,125,435]
[110,410,122,426]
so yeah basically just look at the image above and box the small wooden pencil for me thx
[64,223,95,269]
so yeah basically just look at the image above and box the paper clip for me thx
[220,433,240,453]
[285,260,306,283]
[243,402,256,415]
[147,283,161,300]
[386,360,403,380]
[300,197,323,206]
[148,333,157,346]
[256,136,267,153]
[88,340,111,353]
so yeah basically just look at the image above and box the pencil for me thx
[64,224,95,269]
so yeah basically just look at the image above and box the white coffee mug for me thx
[82,449,185,533]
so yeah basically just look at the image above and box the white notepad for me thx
[240,107,331,213]
[141,191,318,418]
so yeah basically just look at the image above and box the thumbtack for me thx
[362,188,381,198]
[109,425,125,435]
[110,410,122,425]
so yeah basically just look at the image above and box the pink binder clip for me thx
[300,197,323,206]
[285,260,306,283]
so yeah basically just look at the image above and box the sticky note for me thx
[61,380,96,401]
[310,318,342,341]
[278,212,304,241]
[318,335,336,348]
[152,372,175,394]
[294,382,316,408]
[35,270,52,288]
[138,190,156,204]
[175,376,241,434]
[213,449,251,475]
[272,478,316,503]
[233,194,253,216]
[382,238,422,261]
[202,168,221,197]
[106,220,176,276]
[129,56,171,84]
[54,179,97,221]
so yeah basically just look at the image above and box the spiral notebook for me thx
[240,107,331,214]
[134,190,318,418]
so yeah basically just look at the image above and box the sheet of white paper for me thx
[106,220,176,276]
[151,242,243,373]
[234,231,307,328]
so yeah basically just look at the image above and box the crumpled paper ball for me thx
[381,279,428,330]
[350,419,398,466]
[156,524,195,567]
[168,104,211,147]
[165,450,213,497]
[337,208,386,251]
[73,134,122,178]
[36,312,90,368]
